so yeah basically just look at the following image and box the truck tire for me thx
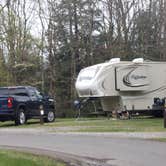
[15,108,27,126]
[45,110,55,123]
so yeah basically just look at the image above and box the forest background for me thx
[0,0,166,116]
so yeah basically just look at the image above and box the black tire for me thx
[44,110,55,123]
[15,109,27,126]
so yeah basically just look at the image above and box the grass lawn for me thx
[152,138,166,142]
[53,117,166,132]
[0,117,166,132]
[0,149,66,166]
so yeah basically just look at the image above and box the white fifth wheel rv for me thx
[75,58,166,114]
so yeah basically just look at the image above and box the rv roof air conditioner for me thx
[132,58,144,63]
[109,58,120,64]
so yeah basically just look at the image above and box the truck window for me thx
[0,88,9,95]
[9,88,29,97]
[29,88,41,99]
[29,89,37,97]
[28,88,43,100]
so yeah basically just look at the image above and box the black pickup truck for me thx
[0,86,55,125]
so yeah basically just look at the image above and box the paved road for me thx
[0,132,165,166]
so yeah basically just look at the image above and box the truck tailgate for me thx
[0,96,9,110]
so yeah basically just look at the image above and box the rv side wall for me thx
[100,96,122,112]
[118,63,166,111]
[97,65,119,96]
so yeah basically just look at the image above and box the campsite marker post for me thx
[164,110,166,128]
[164,101,166,128]
[39,105,44,125]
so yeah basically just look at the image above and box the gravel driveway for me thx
[0,128,165,166]
[0,127,166,139]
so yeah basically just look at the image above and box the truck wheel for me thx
[15,109,26,126]
[45,110,55,123]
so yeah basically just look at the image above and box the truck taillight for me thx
[7,97,13,108]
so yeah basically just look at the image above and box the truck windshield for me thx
[35,90,43,99]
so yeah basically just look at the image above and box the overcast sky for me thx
[0,0,48,38]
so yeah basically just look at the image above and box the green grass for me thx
[49,117,166,132]
[0,117,166,132]
[0,150,66,166]
[152,138,166,142]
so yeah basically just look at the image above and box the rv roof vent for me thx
[109,58,120,64]
[132,58,144,63]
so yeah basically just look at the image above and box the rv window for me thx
[79,67,100,81]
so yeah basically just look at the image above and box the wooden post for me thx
[40,111,44,125]
[164,109,166,128]
[39,105,44,125]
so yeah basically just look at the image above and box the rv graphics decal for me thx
[123,67,149,87]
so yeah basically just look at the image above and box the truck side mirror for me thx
[43,95,49,100]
